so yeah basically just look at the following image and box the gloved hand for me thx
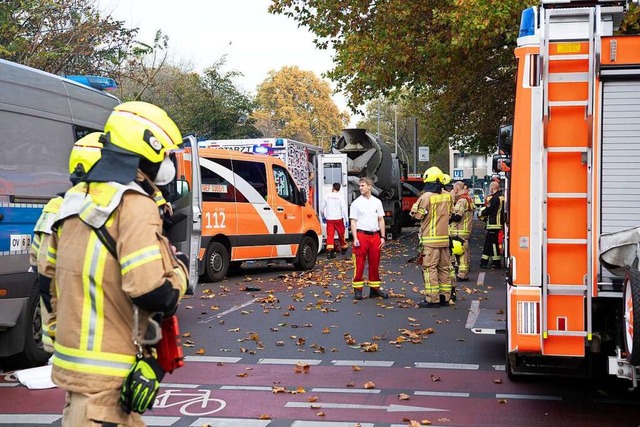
[120,356,165,414]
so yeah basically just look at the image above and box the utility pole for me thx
[413,117,418,174]
[394,104,398,156]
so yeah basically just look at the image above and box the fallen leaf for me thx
[295,362,311,374]
[236,372,248,378]
[196,348,205,355]
[352,365,362,371]
[398,393,410,400]
[258,414,271,420]
[346,381,355,387]
[493,378,503,384]
[498,399,508,404]
[431,375,441,382]
[307,396,318,402]
[408,317,417,322]
[181,332,191,338]
[363,381,376,389]
[316,411,325,417]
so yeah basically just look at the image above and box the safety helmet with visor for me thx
[423,166,444,184]
[69,132,103,184]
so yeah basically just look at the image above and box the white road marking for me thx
[415,390,470,398]
[185,356,242,364]
[477,272,485,285]
[160,383,201,389]
[292,422,375,427]
[0,383,18,387]
[191,419,271,427]
[142,416,182,426]
[310,387,381,394]
[414,362,479,370]
[0,415,61,424]
[285,402,447,412]
[496,393,562,401]
[493,364,506,371]
[220,386,272,391]
[258,358,322,365]
[465,300,481,329]
[331,360,394,367]
[198,298,257,324]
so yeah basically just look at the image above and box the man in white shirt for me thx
[350,177,389,300]
[322,182,349,259]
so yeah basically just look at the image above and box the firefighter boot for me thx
[418,299,440,308]
[354,288,363,300]
[369,287,389,299]
[327,251,335,259]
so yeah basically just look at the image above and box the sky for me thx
[96,0,357,124]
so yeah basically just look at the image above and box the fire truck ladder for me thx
[540,4,602,348]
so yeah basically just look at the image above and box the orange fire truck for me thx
[471,0,640,386]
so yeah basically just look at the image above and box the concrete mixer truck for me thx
[334,129,403,239]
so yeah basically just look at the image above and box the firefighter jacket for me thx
[480,190,505,230]
[31,195,63,351]
[449,193,474,239]
[30,196,63,267]
[40,175,188,396]
[410,190,453,248]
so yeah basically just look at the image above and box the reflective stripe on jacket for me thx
[41,178,188,391]
[449,194,474,238]
[412,191,453,248]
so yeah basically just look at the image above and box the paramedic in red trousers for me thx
[40,102,189,426]
[350,177,389,300]
[479,180,505,269]
[410,166,454,308]
[322,182,349,259]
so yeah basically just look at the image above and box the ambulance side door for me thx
[270,164,304,258]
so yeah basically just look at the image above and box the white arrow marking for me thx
[285,402,447,412]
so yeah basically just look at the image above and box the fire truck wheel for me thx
[623,269,640,365]
[205,242,230,282]
[294,236,318,271]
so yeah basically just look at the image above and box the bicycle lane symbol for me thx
[154,388,226,416]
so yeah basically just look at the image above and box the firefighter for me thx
[410,166,454,308]
[40,101,189,426]
[479,180,505,269]
[31,133,103,352]
[449,181,474,281]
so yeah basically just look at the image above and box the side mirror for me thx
[299,188,308,206]
[492,154,511,173]
[498,124,513,155]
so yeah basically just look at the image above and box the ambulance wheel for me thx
[205,242,229,282]
[294,236,317,271]
[623,269,640,365]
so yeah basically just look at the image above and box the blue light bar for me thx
[519,7,536,38]
[66,75,118,91]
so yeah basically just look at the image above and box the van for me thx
[174,148,322,282]
[0,59,120,367]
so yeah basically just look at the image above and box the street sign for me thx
[453,168,464,179]
[418,146,429,162]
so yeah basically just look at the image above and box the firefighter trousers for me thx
[422,246,451,303]
[480,230,502,268]
[62,390,145,427]
[456,237,470,279]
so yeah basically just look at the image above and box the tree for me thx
[253,66,348,148]
[123,58,261,140]
[0,0,138,76]
[269,0,639,153]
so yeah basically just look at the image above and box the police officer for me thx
[31,133,103,353]
[410,166,454,307]
[40,102,189,426]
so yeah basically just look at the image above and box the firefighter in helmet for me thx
[449,180,474,281]
[40,102,189,425]
[31,132,104,353]
[479,180,505,269]
[410,166,454,307]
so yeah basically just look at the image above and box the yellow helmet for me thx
[103,101,182,164]
[423,166,444,183]
[452,239,465,256]
[442,174,452,186]
[68,132,103,176]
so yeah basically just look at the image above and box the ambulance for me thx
[470,0,640,387]
[173,147,323,282]
[200,138,348,244]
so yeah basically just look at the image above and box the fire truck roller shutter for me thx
[600,80,640,282]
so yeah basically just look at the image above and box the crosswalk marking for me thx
[185,356,242,363]
[258,358,322,365]
[414,362,479,370]
[331,360,394,367]
[191,418,271,427]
